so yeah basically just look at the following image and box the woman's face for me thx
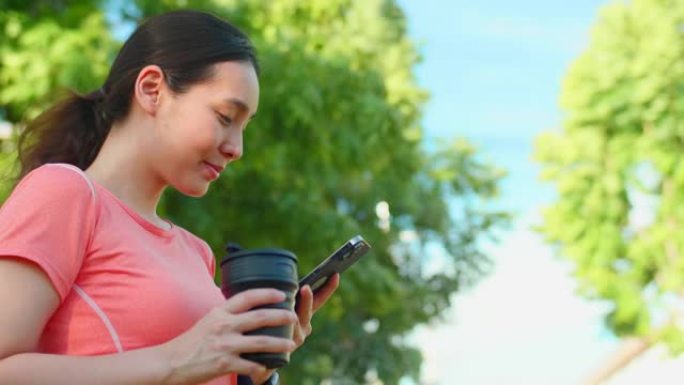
[153,61,259,197]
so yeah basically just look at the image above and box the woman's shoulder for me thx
[18,163,96,198]
[4,163,98,213]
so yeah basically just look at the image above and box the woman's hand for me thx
[292,273,340,348]
[158,288,298,385]
[247,274,341,385]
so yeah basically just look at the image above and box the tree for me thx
[0,1,507,383]
[0,0,119,198]
[535,0,684,353]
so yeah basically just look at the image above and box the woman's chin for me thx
[174,181,210,198]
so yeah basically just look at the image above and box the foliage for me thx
[0,0,507,383]
[535,0,684,353]
[0,0,117,121]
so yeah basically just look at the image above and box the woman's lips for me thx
[202,161,221,180]
[205,161,223,174]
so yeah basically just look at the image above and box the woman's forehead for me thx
[206,61,259,108]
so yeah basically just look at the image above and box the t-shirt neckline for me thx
[92,182,176,238]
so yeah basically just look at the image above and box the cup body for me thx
[220,246,298,369]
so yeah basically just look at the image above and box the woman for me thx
[0,9,339,385]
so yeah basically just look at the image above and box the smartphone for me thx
[299,235,372,294]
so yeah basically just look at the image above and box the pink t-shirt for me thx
[0,163,235,385]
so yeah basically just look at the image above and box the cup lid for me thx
[220,245,297,267]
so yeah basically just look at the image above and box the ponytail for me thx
[16,88,111,180]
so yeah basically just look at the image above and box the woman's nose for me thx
[219,135,243,161]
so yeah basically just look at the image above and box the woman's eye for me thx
[217,113,233,126]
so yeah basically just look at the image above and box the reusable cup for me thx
[220,243,298,369]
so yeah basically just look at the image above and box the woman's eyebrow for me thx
[224,98,257,119]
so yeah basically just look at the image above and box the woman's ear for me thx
[134,65,165,115]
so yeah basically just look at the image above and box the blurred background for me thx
[2,0,684,384]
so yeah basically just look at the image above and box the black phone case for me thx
[299,235,371,293]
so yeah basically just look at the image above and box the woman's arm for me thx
[0,347,171,385]
[0,258,172,384]
[0,258,297,385]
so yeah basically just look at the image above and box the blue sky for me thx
[399,0,607,213]
[395,1,619,384]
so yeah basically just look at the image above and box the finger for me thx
[224,357,269,377]
[312,273,340,312]
[292,324,302,345]
[294,318,312,338]
[224,289,286,314]
[233,309,298,333]
[297,285,314,326]
[290,320,305,346]
[233,335,297,354]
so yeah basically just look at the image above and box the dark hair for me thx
[16,10,258,180]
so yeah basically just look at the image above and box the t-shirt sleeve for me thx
[0,164,98,302]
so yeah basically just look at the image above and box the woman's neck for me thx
[85,122,168,228]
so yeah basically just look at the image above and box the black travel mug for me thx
[220,243,298,369]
